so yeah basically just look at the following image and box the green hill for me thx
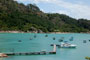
[0,0,90,33]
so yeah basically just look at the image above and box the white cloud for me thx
[15,0,90,19]
[14,0,58,3]
[45,0,90,19]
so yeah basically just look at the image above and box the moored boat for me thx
[60,42,77,48]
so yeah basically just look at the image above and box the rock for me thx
[37,29,43,33]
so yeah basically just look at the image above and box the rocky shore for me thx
[0,31,90,34]
[0,30,43,33]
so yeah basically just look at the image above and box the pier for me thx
[53,44,56,52]
[0,44,56,57]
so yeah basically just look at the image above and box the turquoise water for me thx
[0,33,90,60]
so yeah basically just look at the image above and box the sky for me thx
[14,0,90,20]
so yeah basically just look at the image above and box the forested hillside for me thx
[0,0,90,33]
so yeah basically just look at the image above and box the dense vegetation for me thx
[0,0,90,33]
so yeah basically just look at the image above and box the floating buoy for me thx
[59,39,63,42]
[45,34,48,37]
[83,40,86,43]
[34,35,36,38]
[53,37,56,40]
[59,37,64,42]
[18,40,22,42]
[89,40,90,42]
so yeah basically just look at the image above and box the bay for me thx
[0,33,90,60]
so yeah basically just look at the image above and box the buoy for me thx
[45,34,48,37]
[89,40,90,42]
[59,39,63,42]
[53,37,56,40]
[59,37,64,42]
[83,40,86,43]
[34,35,36,38]
[18,40,22,42]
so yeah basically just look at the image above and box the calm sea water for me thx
[0,33,90,60]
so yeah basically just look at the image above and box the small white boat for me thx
[60,42,77,48]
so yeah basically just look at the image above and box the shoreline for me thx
[0,31,24,33]
[0,31,90,34]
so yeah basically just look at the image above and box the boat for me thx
[60,42,77,48]
[0,53,8,57]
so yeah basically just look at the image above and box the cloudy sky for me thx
[15,0,90,20]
